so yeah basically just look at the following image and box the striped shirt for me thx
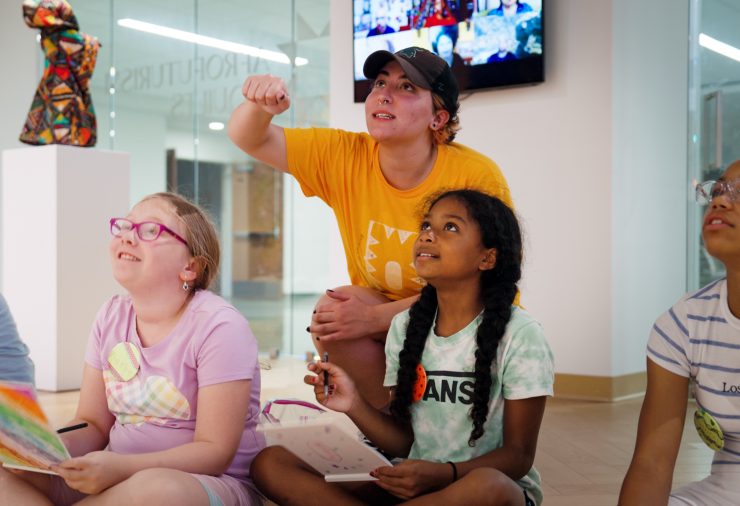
[647,278,740,469]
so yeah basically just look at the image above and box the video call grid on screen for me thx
[353,0,544,102]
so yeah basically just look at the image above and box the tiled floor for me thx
[38,355,713,505]
[533,394,710,505]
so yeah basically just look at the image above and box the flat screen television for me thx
[353,0,544,102]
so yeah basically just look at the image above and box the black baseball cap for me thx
[363,46,459,119]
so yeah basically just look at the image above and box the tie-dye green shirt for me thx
[384,306,554,505]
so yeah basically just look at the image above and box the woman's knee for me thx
[315,285,390,308]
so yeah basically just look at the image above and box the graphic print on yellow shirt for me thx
[285,128,513,302]
[364,220,425,295]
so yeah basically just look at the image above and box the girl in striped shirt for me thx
[620,160,740,506]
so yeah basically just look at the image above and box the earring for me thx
[431,123,438,129]
[182,281,190,291]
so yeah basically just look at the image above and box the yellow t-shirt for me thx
[284,128,513,301]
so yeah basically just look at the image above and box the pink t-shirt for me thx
[85,290,263,484]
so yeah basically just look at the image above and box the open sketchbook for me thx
[258,415,393,482]
[0,381,71,475]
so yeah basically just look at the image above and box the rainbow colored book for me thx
[0,381,70,474]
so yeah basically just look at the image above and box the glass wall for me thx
[71,0,332,356]
[688,0,740,289]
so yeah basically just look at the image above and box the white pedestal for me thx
[1,145,130,391]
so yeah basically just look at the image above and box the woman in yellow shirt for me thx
[228,46,512,409]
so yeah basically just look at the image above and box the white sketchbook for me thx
[258,416,393,482]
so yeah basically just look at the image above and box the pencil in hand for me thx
[322,352,329,397]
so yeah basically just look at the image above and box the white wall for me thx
[2,146,129,390]
[611,0,689,376]
[0,7,37,149]
[0,4,40,288]
[467,0,614,376]
[330,0,690,377]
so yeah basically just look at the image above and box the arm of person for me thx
[307,361,414,457]
[346,387,414,457]
[455,395,547,480]
[56,380,251,494]
[58,364,115,457]
[618,358,689,506]
[312,291,419,342]
[372,395,547,500]
[227,74,290,172]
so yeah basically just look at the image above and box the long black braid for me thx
[389,190,523,446]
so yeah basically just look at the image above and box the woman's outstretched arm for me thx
[227,74,290,172]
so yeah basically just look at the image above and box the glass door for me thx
[688,0,740,289]
[71,0,332,357]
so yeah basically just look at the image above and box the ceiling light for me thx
[699,33,740,63]
[209,122,225,131]
[117,18,308,66]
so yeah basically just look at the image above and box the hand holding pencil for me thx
[305,358,358,413]
[322,352,330,397]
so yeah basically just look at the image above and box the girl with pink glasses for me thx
[0,192,264,505]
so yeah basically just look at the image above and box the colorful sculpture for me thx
[20,0,100,147]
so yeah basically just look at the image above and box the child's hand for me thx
[305,360,358,413]
[371,459,449,500]
[53,451,128,494]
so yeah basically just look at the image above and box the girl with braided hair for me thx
[251,190,553,505]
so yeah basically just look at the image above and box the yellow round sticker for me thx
[694,409,724,452]
[107,342,141,382]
